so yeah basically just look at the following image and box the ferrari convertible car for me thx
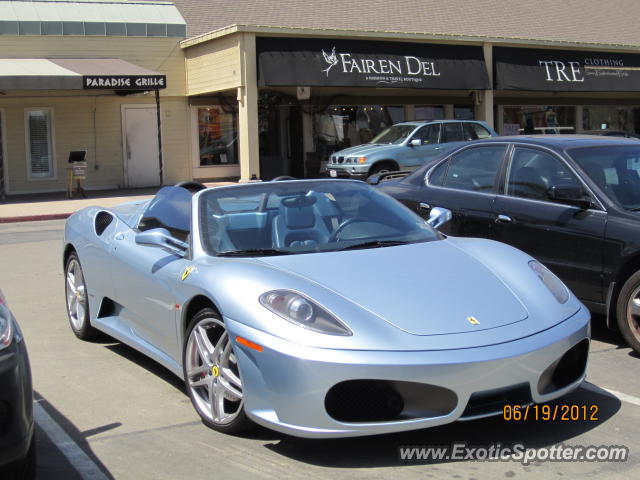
[63,179,590,438]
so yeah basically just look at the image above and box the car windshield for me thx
[369,125,416,145]
[199,180,440,256]
[569,145,640,210]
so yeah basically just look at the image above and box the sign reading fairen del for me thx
[257,37,490,90]
[83,75,166,90]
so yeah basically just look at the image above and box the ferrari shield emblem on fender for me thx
[181,266,195,281]
[467,316,480,326]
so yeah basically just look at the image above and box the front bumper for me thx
[325,165,368,180]
[0,328,34,467]
[227,306,590,438]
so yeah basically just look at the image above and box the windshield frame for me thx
[369,124,419,145]
[195,179,441,257]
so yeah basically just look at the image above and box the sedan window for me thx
[429,145,506,192]
[569,145,640,209]
[507,148,581,202]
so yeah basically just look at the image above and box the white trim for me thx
[121,103,164,188]
[0,108,8,195]
[24,107,57,181]
[34,402,109,480]
[189,105,240,179]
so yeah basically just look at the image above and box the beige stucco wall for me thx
[0,36,191,194]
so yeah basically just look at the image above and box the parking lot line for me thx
[583,382,640,407]
[34,402,109,480]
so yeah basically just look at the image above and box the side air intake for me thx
[94,211,114,236]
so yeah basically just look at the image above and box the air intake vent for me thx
[94,211,114,236]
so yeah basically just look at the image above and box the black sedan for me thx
[375,135,640,354]
[0,289,35,479]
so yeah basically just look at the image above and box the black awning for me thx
[495,46,640,92]
[257,37,490,90]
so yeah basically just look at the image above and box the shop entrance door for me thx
[122,105,161,187]
[259,106,303,180]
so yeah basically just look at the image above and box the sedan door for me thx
[491,146,606,303]
[397,144,507,237]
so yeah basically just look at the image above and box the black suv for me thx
[376,135,640,354]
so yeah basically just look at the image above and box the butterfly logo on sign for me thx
[321,47,339,76]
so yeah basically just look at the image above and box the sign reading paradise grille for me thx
[83,75,166,90]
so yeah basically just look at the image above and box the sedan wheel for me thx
[183,309,251,433]
[616,270,640,354]
[65,253,97,340]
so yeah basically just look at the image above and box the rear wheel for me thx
[64,253,98,340]
[183,308,251,434]
[616,270,640,354]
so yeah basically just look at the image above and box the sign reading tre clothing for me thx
[257,37,490,90]
[495,47,640,91]
[83,75,166,90]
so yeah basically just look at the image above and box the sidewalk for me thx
[0,182,234,223]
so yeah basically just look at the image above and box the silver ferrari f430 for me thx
[63,179,590,438]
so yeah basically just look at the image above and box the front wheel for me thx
[368,162,396,177]
[183,308,251,434]
[64,253,98,340]
[616,270,640,354]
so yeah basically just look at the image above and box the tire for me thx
[616,270,640,354]
[369,162,397,177]
[2,431,36,480]
[64,252,98,340]
[183,308,251,434]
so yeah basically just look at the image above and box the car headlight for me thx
[259,290,352,336]
[529,260,569,304]
[0,313,12,350]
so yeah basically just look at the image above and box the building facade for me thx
[175,0,640,181]
[3,0,640,193]
[0,0,189,196]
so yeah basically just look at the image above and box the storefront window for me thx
[313,105,404,161]
[582,106,640,134]
[26,108,54,178]
[197,107,238,166]
[502,106,576,135]
[454,106,475,120]
[415,105,444,122]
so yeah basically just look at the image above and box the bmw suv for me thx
[326,120,497,180]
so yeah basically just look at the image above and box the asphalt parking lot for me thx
[1,219,639,479]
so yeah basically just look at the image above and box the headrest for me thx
[282,195,317,208]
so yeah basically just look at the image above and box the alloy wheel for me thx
[185,317,243,425]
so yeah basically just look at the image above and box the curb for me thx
[0,213,72,224]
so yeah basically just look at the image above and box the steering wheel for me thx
[329,217,372,242]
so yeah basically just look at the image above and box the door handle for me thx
[495,214,513,224]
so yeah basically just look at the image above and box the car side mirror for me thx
[135,228,188,257]
[409,139,422,147]
[548,185,592,209]
[426,207,453,229]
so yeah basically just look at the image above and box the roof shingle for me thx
[165,0,640,49]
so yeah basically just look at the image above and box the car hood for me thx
[258,240,529,336]
[333,143,400,158]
